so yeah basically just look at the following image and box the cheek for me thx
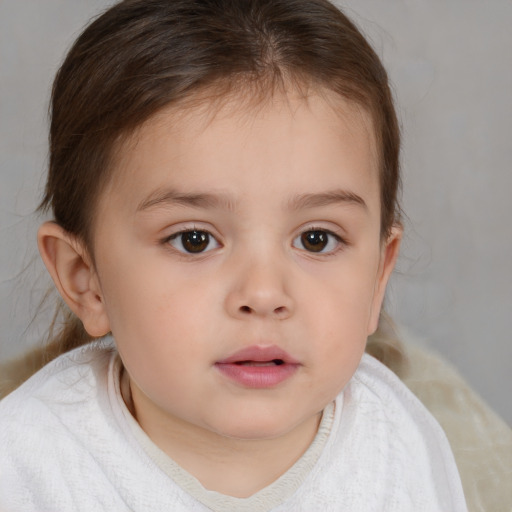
[102,271,216,399]
[303,252,380,321]
[100,253,224,364]
[300,254,380,363]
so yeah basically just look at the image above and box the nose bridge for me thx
[225,239,294,319]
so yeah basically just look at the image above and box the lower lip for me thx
[215,362,299,388]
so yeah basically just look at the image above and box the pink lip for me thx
[215,345,300,388]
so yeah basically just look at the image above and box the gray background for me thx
[1,0,511,423]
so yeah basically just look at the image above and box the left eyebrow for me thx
[288,189,367,211]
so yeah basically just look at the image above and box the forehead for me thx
[102,87,379,214]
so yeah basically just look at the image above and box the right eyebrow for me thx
[137,188,236,212]
[287,189,368,211]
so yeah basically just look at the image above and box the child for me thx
[0,0,467,510]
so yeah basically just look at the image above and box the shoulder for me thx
[1,340,114,412]
[346,353,458,458]
[0,340,121,509]
[351,352,439,419]
[399,341,512,512]
[320,354,467,510]
[0,340,115,446]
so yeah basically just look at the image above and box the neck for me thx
[127,379,322,497]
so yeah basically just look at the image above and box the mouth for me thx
[216,345,299,365]
[234,359,285,367]
[215,346,300,388]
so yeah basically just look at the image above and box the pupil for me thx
[302,231,327,252]
[182,231,209,253]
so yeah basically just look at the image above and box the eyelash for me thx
[292,227,346,255]
[164,228,221,255]
[162,227,347,255]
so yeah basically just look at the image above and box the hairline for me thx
[85,75,384,264]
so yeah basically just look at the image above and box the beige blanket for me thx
[398,341,511,512]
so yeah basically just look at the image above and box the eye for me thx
[292,229,342,254]
[167,230,220,254]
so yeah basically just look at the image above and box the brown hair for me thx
[19,0,403,386]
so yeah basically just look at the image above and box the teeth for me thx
[240,361,275,367]
[237,360,283,367]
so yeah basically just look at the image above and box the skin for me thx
[38,89,401,497]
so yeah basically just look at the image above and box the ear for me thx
[37,221,110,337]
[367,225,402,335]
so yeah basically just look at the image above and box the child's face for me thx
[90,90,400,441]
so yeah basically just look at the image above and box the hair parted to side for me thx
[28,0,402,382]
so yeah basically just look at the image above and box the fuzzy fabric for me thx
[397,339,512,512]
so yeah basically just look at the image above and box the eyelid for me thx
[162,224,222,255]
[162,222,220,240]
[296,223,348,241]
[292,225,348,255]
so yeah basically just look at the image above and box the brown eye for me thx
[293,229,341,253]
[168,230,219,254]
[181,231,209,252]
[301,231,328,252]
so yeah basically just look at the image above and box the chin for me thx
[214,422,287,441]
[209,410,318,442]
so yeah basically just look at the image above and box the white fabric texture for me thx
[0,341,467,511]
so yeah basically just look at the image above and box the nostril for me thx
[234,304,290,317]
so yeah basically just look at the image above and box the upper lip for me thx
[216,345,300,365]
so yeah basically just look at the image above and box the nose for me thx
[224,257,295,320]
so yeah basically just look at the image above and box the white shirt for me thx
[0,340,467,511]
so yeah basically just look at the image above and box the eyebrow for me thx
[137,187,367,212]
[288,190,367,211]
[137,189,236,212]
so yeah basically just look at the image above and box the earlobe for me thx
[37,221,110,337]
[367,226,402,335]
